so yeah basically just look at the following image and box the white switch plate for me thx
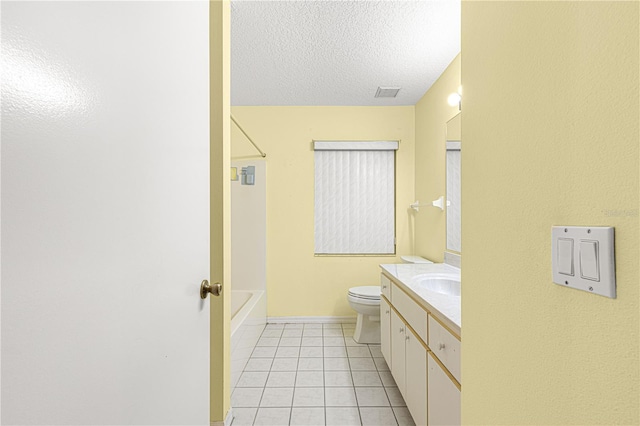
[551,226,616,298]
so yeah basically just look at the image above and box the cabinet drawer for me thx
[391,283,428,343]
[428,315,461,383]
[380,274,391,299]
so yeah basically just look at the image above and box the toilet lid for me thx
[348,286,381,300]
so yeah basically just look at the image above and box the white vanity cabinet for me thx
[380,297,391,363]
[428,315,461,383]
[405,326,428,426]
[388,306,428,426]
[380,270,461,426]
[390,310,406,394]
[428,353,461,425]
[381,274,391,300]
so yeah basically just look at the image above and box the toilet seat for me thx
[348,286,381,301]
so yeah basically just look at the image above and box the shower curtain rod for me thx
[230,114,267,158]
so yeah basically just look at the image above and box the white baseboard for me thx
[267,316,356,324]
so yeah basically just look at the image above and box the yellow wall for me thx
[414,55,461,262]
[210,0,231,422]
[231,106,415,317]
[462,2,639,424]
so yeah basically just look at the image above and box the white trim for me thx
[267,316,357,324]
[313,140,399,151]
[446,141,461,151]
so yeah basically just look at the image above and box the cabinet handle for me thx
[385,310,390,314]
[405,335,410,341]
[439,343,446,350]
[399,328,404,333]
[382,285,387,289]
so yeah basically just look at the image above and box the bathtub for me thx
[230,290,267,391]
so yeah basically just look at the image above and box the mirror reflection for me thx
[446,113,461,253]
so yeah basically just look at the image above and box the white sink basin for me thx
[413,274,461,297]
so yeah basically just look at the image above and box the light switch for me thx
[557,238,574,276]
[551,226,616,299]
[579,240,600,281]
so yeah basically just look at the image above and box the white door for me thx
[1,2,212,424]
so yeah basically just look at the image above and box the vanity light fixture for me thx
[447,86,462,110]
[447,93,462,110]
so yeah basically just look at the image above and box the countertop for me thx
[380,263,461,335]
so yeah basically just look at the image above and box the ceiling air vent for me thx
[375,87,401,98]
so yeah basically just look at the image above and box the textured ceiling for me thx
[231,1,461,106]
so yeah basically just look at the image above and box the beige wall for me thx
[414,55,461,262]
[231,106,415,317]
[210,0,231,422]
[462,2,639,425]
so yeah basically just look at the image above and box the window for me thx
[314,141,398,255]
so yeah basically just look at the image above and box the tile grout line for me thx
[345,335,363,426]
[290,334,300,426]
[252,325,272,426]
[342,323,361,426]
[244,322,401,426]
[322,325,327,426]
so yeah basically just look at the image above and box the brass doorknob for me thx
[200,280,222,299]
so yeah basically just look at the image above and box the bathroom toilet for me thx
[347,255,432,344]
[348,286,382,344]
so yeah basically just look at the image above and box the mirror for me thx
[446,113,461,253]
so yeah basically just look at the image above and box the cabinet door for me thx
[428,353,461,426]
[390,310,406,396]
[405,328,427,426]
[380,297,391,366]
[380,274,392,300]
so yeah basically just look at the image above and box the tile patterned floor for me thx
[231,322,416,426]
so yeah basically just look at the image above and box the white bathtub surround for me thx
[231,322,414,426]
[231,290,268,393]
[231,160,266,293]
[231,160,268,394]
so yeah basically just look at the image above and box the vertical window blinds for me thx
[314,141,398,255]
